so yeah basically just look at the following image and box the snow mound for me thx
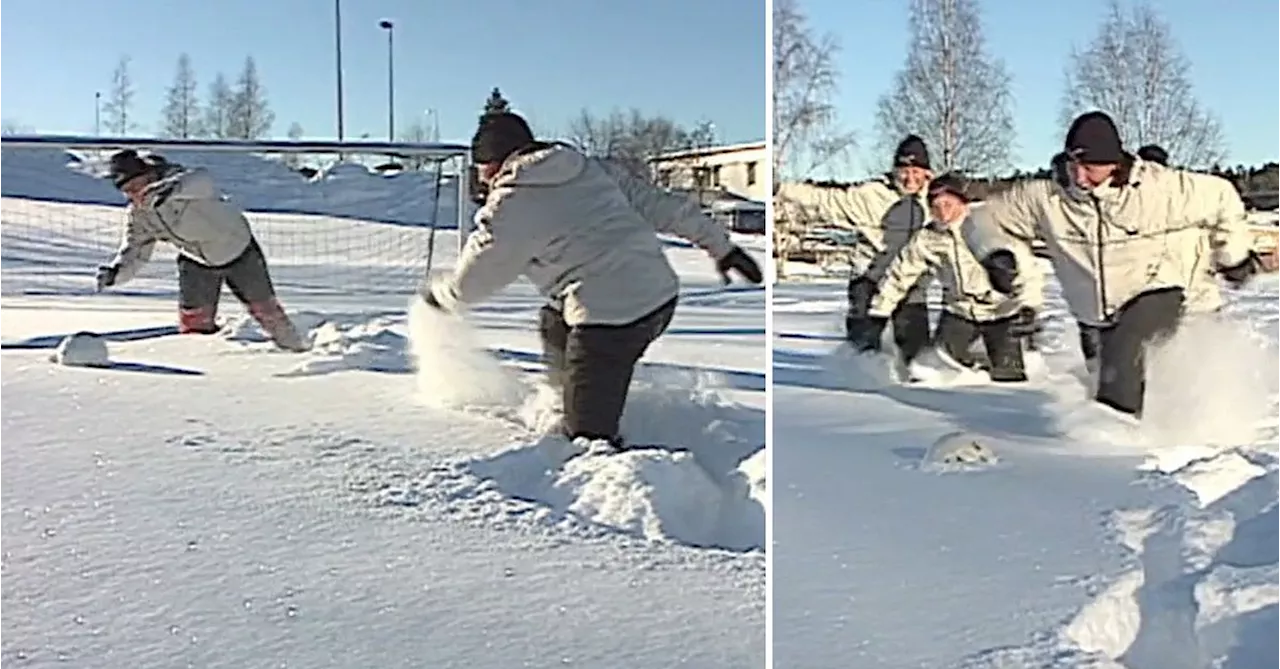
[221,310,331,346]
[48,331,109,367]
[280,315,413,377]
[406,293,525,410]
[466,374,766,552]
[922,431,1000,471]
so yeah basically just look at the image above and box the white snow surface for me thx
[772,265,1279,669]
[0,147,767,667]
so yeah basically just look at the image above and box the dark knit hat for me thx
[1136,144,1169,166]
[927,172,969,202]
[893,134,931,170]
[107,149,154,189]
[471,112,535,165]
[1064,111,1124,164]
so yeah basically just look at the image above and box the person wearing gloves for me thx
[848,173,1039,382]
[812,134,937,369]
[419,111,763,452]
[96,149,307,352]
[966,111,1267,418]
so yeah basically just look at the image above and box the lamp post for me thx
[334,0,346,142]
[379,19,395,141]
[94,92,101,136]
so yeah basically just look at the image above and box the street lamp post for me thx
[334,0,346,142]
[379,19,395,141]
[94,92,101,136]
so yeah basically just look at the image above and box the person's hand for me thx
[716,246,764,285]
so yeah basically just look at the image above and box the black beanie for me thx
[107,149,154,188]
[1064,111,1124,164]
[893,134,931,170]
[471,112,535,165]
[927,172,969,202]
[1136,144,1169,166]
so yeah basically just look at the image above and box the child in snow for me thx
[419,111,763,452]
[849,173,1040,382]
[967,111,1274,418]
[96,149,307,352]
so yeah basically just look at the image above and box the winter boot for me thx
[178,306,219,335]
[247,299,308,352]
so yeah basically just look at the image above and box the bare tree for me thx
[1,119,33,135]
[398,120,435,169]
[160,54,201,138]
[875,0,1015,175]
[772,0,856,188]
[565,108,696,178]
[227,57,274,140]
[102,55,136,136]
[1061,0,1224,168]
[203,73,234,138]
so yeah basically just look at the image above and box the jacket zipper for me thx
[1090,195,1109,321]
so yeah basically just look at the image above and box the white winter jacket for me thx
[109,166,254,285]
[965,159,1252,326]
[869,217,1037,322]
[431,144,737,326]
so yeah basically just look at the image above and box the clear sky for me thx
[1,0,766,147]
[802,0,1280,179]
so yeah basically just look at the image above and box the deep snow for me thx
[772,263,1278,668]
[0,146,767,667]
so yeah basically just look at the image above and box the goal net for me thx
[0,137,474,314]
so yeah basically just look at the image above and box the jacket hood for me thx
[495,144,589,189]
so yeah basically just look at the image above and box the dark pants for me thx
[538,298,678,445]
[1092,288,1184,417]
[177,239,302,349]
[1078,322,1102,366]
[846,276,932,363]
[934,311,1027,382]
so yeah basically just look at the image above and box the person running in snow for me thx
[849,173,1039,382]
[1070,143,1249,384]
[965,111,1268,418]
[809,135,937,371]
[419,111,763,452]
[95,149,307,352]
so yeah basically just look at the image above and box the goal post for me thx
[0,135,474,312]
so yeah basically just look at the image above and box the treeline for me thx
[96,54,279,141]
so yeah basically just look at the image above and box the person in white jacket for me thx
[420,112,763,451]
[851,173,1040,382]
[966,111,1267,418]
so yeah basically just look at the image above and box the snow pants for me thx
[538,297,678,446]
[934,311,1028,382]
[177,238,305,350]
[1089,287,1185,418]
[845,275,932,364]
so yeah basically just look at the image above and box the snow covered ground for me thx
[0,147,767,667]
[772,267,1278,669]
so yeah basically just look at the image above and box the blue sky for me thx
[1,0,765,146]
[804,0,1280,179]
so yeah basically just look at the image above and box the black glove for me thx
[846,276,878,317]
[1007,306,1040,338]
[1216,251,1261,288]
[716,246,764,285]
[981,250,1019,295]
[847,315,889,352]
[95,265,119,292]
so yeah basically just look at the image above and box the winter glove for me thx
[981,249,1019,295]
[1007,306,1041,337]
[846,275,878,317]
[847,315,889,353]
[716,246,764,285]
[95,265,119,292]
[1216,251,1265,288]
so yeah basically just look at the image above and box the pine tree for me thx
[226,57,274,140]
[203,73,234,138]
[101,55,136,135]
[160,54,201,138]
[482,87,510,118]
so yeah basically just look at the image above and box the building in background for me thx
[647,141,767,234]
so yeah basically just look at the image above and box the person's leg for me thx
[844,275,878,344]
[891,300,932,365]
[1095,288,1185,417]
[222,239,306,351]
[933,312,981,368]
[177,255,223,334]
[538,305,570,389]
[978,315,1028,382]
[562,299,677,448]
